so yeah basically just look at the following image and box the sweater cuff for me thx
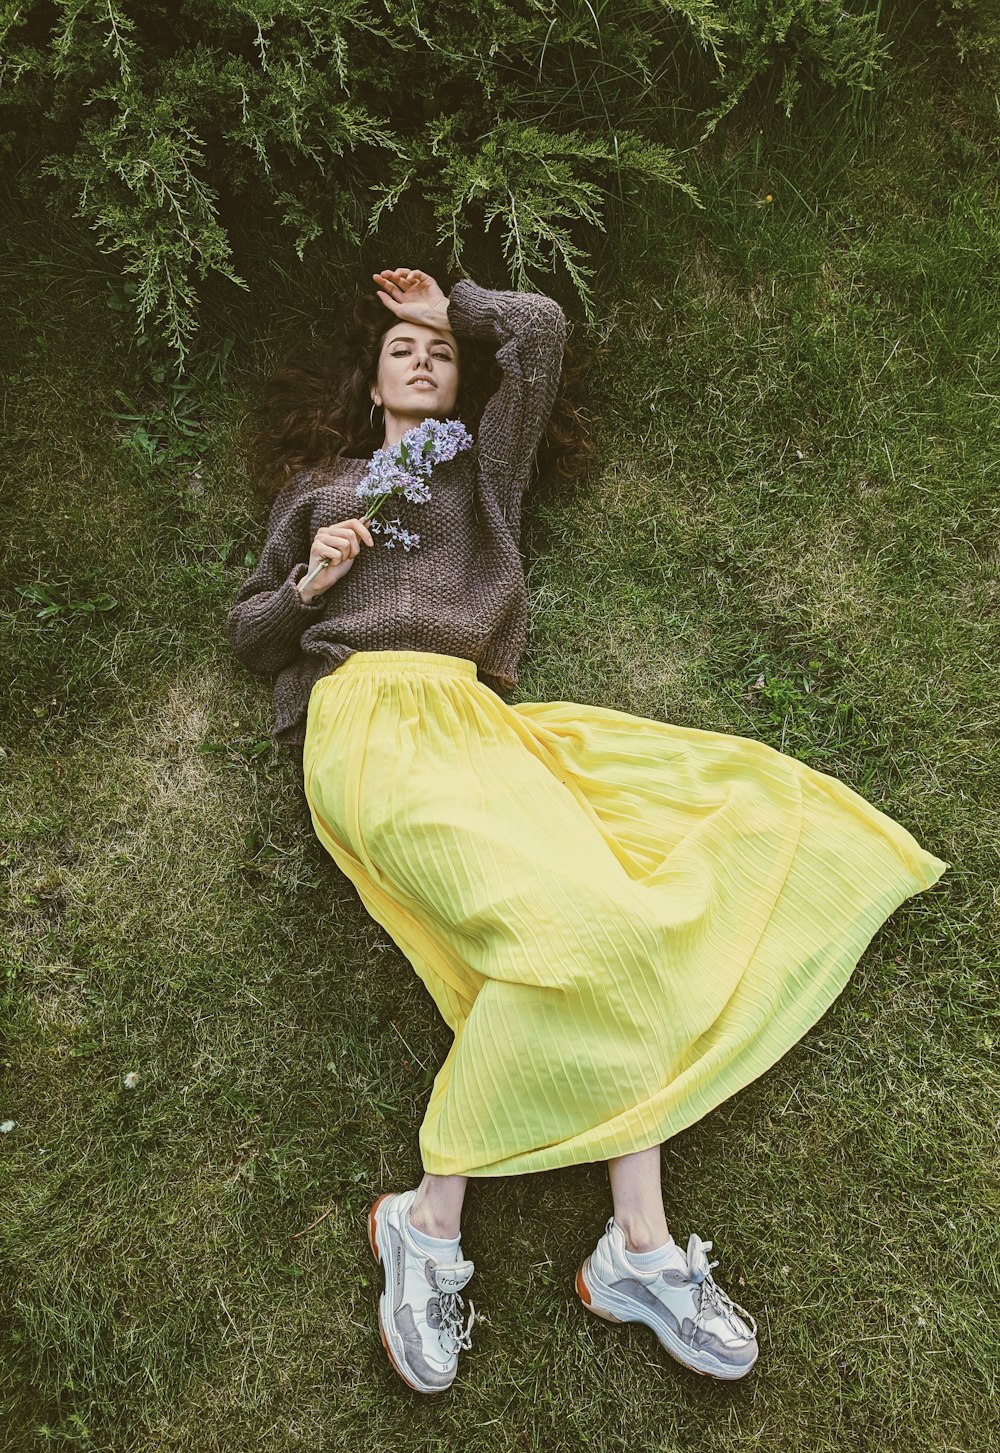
[265,564,327,629]
[446,278,502,340]
[289,562,328,606]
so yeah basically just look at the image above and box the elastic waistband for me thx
[333,650,478,679]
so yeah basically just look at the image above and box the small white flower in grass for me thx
[123,1071,139,1090]
[0,1120,14,1133]
[356,418,473,552]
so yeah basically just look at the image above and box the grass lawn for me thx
[2,45,998,1453]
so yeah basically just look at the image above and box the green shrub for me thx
[1,0,893,367]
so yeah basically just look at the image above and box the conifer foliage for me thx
[1,1,897,365]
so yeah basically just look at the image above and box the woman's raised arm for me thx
[445,277,567,521]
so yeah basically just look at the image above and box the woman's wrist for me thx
[296,576,320,605]
[424,297,450,329]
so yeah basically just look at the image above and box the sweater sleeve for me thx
[446,277,567,519]
[226,483,327,676]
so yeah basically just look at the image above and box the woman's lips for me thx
[408,379,436,388]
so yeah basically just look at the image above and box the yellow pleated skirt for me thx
[301,650,949,1178]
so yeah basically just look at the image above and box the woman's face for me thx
[372,321,461,429]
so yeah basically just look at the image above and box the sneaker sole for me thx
[368,1194,454,1396]
[575,1257,758,1382]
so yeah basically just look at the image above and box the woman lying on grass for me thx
[227,265,948,1393]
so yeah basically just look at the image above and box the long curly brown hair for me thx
[242,279,601,504]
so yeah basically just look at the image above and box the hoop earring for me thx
[370,401,383,430]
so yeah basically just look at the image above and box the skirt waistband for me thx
[333,650,478,679]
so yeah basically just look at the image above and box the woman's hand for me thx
[371,268,449,328]
[298,518,374,601]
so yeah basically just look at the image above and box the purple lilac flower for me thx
[369,518,420,550]
[356,418,473,552]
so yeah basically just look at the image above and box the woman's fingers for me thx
[373,268,424,291]
[317,521,374,554]
[372,268,435,320]
[326,534,356,558]
[336,520,372,546]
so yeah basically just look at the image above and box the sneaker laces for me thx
[605,1217,757,1345]
[435,1291,476,1355]
[688,1239,758,1344]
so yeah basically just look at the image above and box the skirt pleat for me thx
[301,650,949,1178]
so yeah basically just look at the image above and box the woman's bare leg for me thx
[409,1172,468,1239]
[607,1144,671,1252]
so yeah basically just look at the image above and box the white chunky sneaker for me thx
[368,1189,476,1393]
[576,1216,759,1381]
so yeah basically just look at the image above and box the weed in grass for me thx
[109,399,203,474]
[720,653,868,765]
[15,581,120,624]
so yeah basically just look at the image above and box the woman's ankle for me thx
[409,1176,466,1240]
[408,1201,461,1240]
[614,1213,672,1254]
[606,1145,670,1253]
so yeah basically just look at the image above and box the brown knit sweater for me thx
[226,277,568,746]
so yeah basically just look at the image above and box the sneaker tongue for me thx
[685,1235,713,1283]
[431,1258,474,1294]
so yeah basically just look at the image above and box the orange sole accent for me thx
[369,1194,390,1261]
[369,1194,449,1395]
[576,1261,623,1323]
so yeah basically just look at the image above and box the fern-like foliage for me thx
[0,0,903,367]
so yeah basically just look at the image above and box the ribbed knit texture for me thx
[226,277,567,746]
